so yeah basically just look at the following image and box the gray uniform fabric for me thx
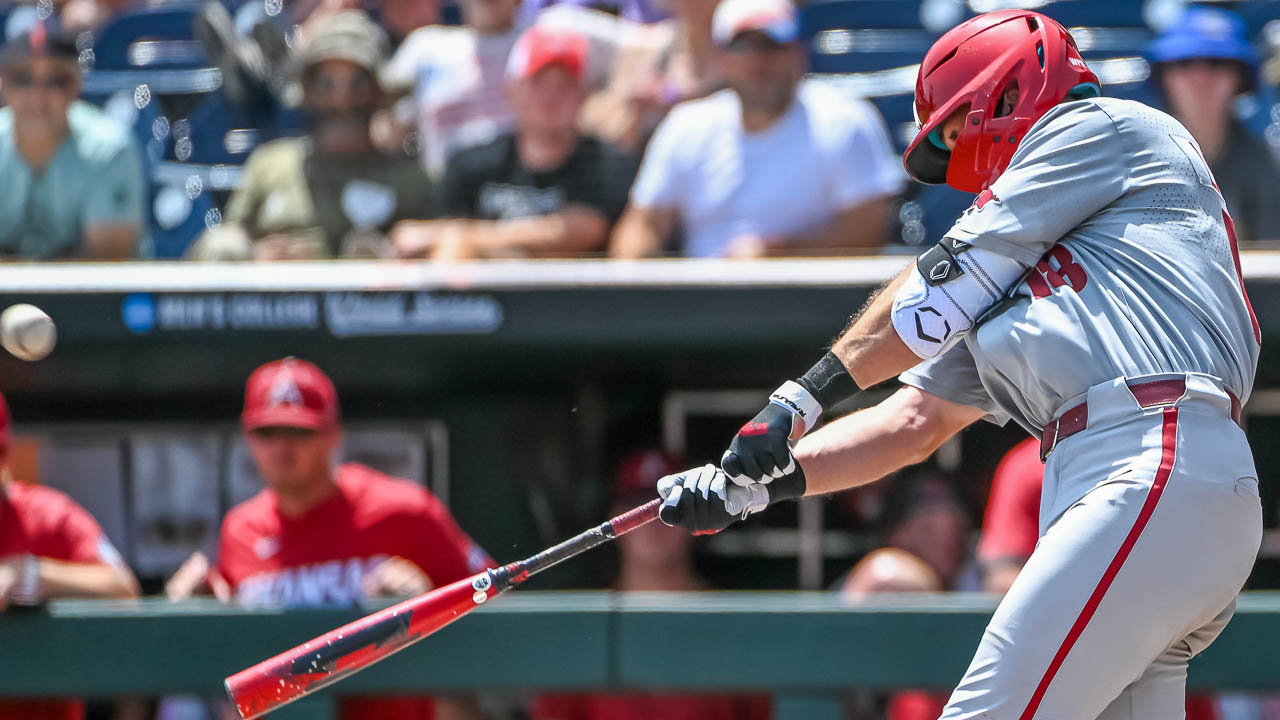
[900,97,1260,434]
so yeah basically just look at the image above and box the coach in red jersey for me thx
[0,390,140,720]
[215,357,492,720]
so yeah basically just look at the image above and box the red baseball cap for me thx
[614,449,684,504]
[506,25,587,84]
[241,357,339,432]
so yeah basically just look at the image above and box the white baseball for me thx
[0,304,56,361]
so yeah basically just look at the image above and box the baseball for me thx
[0,304,57,361]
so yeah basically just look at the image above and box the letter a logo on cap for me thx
[267,372,305,408]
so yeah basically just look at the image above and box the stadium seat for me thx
[81,4,221,98]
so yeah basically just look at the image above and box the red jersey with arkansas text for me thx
[0,481,129,720]
[216,463,493,720]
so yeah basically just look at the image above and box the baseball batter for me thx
[657,10,1263,719]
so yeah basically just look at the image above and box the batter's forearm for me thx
[830,267,924,388]
[794,386,985,496]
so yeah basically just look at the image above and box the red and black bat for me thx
[224,498,662,719]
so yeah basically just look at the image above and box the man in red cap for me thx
[174,357,490,720]
[392,25,636,260]
[0,390,141,720]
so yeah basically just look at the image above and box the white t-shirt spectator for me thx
[384,25,521,179]
[630,80,904,257]
[384,8,627,179]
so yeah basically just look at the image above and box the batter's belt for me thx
[1040,377,1242,462]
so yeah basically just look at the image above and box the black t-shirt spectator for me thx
[441,134,636,224]
[1213,121,1280,245]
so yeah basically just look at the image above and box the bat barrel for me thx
[225,572,502,719]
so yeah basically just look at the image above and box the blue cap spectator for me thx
[1147,6,1280,244]
[1148,5,1259,93]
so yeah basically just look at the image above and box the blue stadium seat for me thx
[180,91,262,165]
[89,4,206,71]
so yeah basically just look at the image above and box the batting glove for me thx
[721,381,821,489]
[657,464,774,534]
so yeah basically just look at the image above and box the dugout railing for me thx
[0,592,1277,720]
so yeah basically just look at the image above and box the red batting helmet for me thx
[904,10,1100,193]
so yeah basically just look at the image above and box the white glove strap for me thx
[724,481,771,518]
[769,381,823,437]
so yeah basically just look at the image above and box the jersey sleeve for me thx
[403,493,494,587]
[943,101,1127,266]
[898,341,1010,425]
[54,498,125,567]
[628,107,688,210]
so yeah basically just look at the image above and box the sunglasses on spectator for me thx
[724,33,790,54]
[5,70,76,91]
[250,426,320,439]
[303,71,375,96]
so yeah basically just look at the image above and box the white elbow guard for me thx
[891,237,1029,359]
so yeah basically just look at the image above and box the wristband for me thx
[11,554,42,606]
[797,351,861,409]
[769,381,823,437]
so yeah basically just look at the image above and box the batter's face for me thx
[718,31,805,117]
[247,426,339,493]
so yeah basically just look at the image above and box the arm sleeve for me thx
[944,102,1128,266]
[81,141,145,229]
[898,341,1010,425]
[826,99,904,209]
[405,494,494,587]
[628,109,686,209]
[977,439,1043,565]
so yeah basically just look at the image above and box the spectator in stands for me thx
[0,23,146,260]
[1150,5,1280,245]
[519,0,670,26]
[382,0,526,179]
[839,470,971,720]
[579,0,724,153]
[166,357,491,720]
[610,0,902,258]
[0,390,141,720]
[393,26,636,260]
[842,469,972,596]
[531,449,772,720]
[976,437,1040,594]
[189,11,436,260]
[382,0,443,46]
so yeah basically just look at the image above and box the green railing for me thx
[2,592,1278,719]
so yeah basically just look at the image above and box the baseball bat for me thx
[224,497,662,719]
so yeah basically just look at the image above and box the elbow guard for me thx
[891,237,1029,359]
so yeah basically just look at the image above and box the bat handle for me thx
[495,497,662,590]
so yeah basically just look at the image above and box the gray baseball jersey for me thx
[901,97,1261,434]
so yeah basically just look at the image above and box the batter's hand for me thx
[723,381,820,492]
[656,464,769,534]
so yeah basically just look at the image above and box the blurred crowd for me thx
[2,0,1280,260]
